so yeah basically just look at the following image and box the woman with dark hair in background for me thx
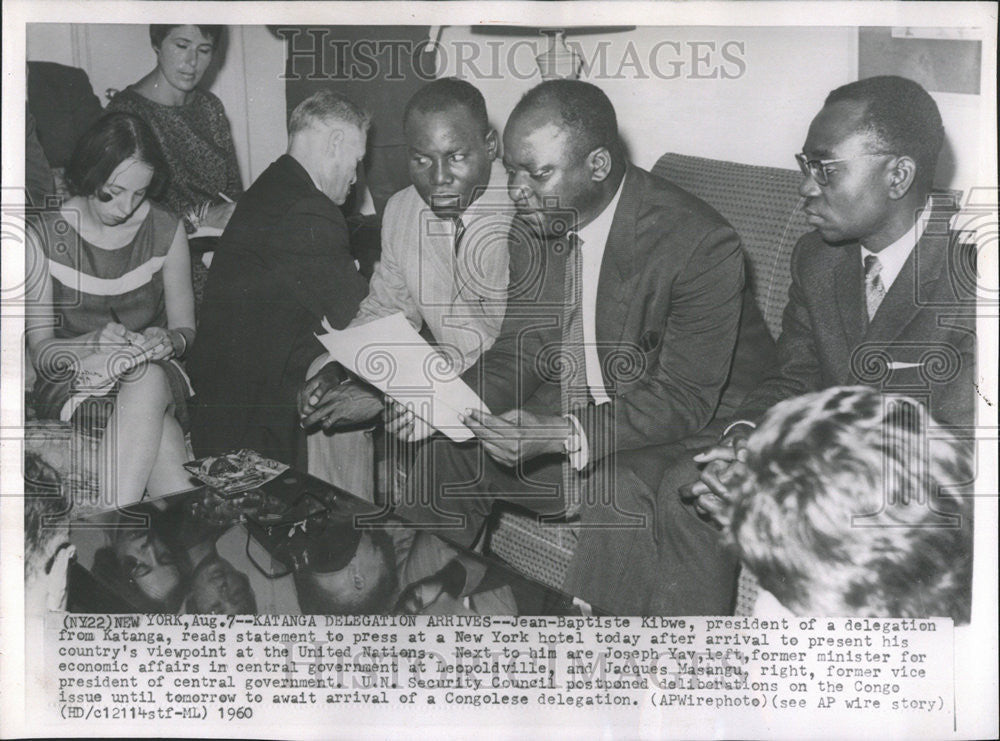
[107,24,242,233]
[25,112,197,507]
[91,521,187,613]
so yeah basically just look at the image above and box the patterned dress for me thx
[107,87,243,232]
[32,202,191,422]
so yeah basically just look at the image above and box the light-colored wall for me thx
[26,23,287,185]
[433,26,983,193]
[26,24,984,193]
[235,26,289,183]
[436,27,854,173]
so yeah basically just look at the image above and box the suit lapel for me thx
[833,242,867,350]
[596,167,641,346]
[864,211,950,343]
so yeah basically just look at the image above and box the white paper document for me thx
[59,344,156,421]
[314,312,489,442]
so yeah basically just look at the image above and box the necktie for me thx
[453,217,466,256]
[864,254,886,320]
[560,233,587,517]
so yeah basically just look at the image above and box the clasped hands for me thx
[298,363,384,430]
[680,426,751,527]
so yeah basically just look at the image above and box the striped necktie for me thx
[864,254,886,320]
[453,217,466,255]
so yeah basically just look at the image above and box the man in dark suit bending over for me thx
[392,79,761,614]
[685,76,977,535]
[189,91,370,466]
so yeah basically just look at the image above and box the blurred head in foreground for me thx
[294,529,398,615]
[105,523,185,612]
[186,554,257,614]
[24,453,73,613]
[721,386,973,623]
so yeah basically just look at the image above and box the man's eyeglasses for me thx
[795,152,896,186]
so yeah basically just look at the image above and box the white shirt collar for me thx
[453,161,510,232]
[576,173,626,252]
[572,174,626,409]
[860,209,928,291]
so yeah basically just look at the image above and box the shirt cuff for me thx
[306,352,333,380]
[722,419,756,439]
[564,414,589,471]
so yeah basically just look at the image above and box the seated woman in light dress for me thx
[26,112,197,507]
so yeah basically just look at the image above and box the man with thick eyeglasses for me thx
[794,151,896,187]
[678,75,976,549]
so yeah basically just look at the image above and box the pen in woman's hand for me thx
[108,306,132,346]
[108,306,143,347]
